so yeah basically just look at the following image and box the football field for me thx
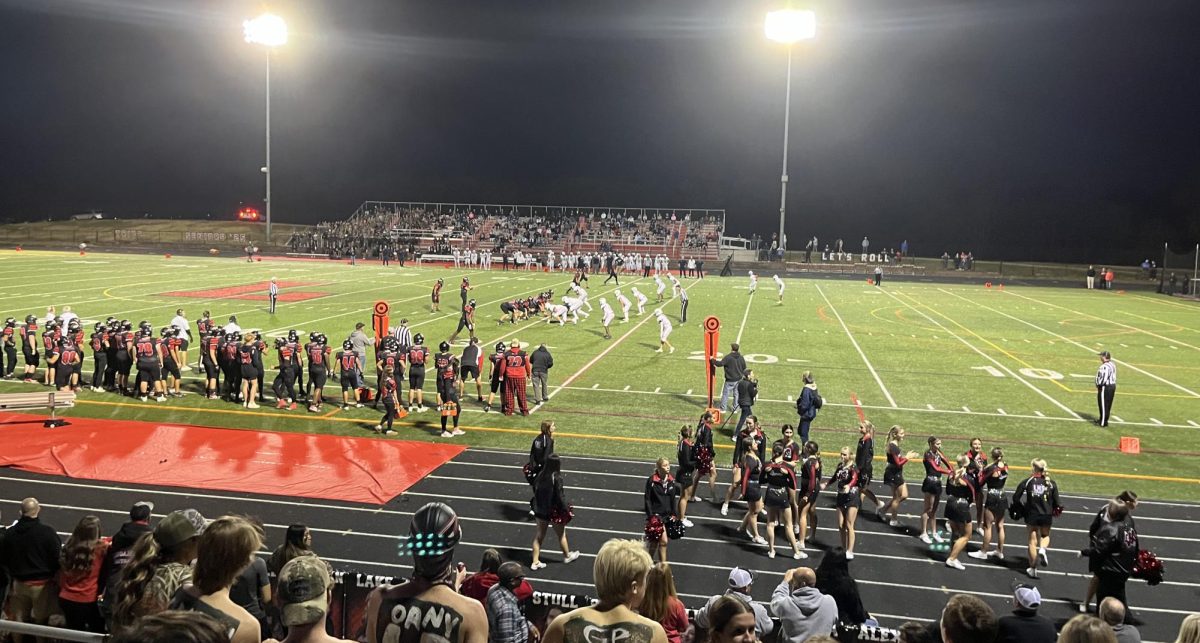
[2,250,1198,500]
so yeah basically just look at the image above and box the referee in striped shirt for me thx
[1096,350,1116,427]
[268,277,279,314]
[393,318,413,351]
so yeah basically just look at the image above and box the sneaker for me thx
[967,551,988,560]
[277,400,288,409]
[288,402,297,410]
[988,548,1003,558]
[767,549,776,559]
[794,551,808,559]
[530,561,547,571]
[946,559,966,570]
[845,552,855,560]
[876,508,887,521]
[155,396,166,402]
[419,406,429,413]
[140,396,148,402]
[564,551,581,564]
[655,348,663,353]
[888,519,901,527]
[1026,567,1038,579]
[1078,604,1089,614]
[752,536,767,545]
[669,347,675,353]
[1038,547,1049,567]
[246,402,260,409]
[440,431,454,438]
[374,424,383,431]
[380,429,396,435]
[932,531,945,544]
[451,428,465,436]
[682,518,694,528]
[355,403,363,408]
[720,503,729,516]
[920,533,933,545]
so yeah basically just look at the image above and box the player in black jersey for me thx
[374,365,399,435]
[483,341,505,413]
[305,333,331,412]
[238,331,265,409]
[459,337,483,402]
[201,327,222,399]
[1,317,17,379]
[374,336,404,410]
[18,315,39,382]
[406,334,431,412]
[132,326,165,402]
[434,342,463,438]
[272,337,299,409]
[336,339,363,410]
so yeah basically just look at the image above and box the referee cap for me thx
[1098,350,1111,358]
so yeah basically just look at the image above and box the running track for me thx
[1,448,1195,641]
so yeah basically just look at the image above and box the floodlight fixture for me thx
[244,13,288,48]
[765,9,816,44]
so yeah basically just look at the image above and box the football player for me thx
[273,336,299,409]
[459,337,483,402]
[406,333,430,412]
[133,325,165,402]
[484,341,506,413]
[655,308,675,354]
[305,332,331,412]
[434,341,464,437]
[161,327,184,397]
[375,336,403,410]
[336,339,362,409]
[599,297,615,340]
[3,317,19,379]
[202,327,222,399]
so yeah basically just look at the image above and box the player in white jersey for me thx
[614,289,632,323]
[569,282,593,312]
[654,309,675,353]
[546,251,556,272]
[546,303,569,325]
[631,287,648,315]
[667,273,681,297]
[562,296,586,323]
[748,270,758,294]
[773,274,785,304]
[654,275,666,302]
[599,298,615,339]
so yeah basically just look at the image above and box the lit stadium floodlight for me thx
[244,13,288,47]
[765,9,815,259]
[765,9,816,44]
[244,13,287,242]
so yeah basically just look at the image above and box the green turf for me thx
[2,250,1197,500]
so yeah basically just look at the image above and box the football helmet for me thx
[342,339,354,351]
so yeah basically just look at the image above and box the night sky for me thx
[2,0,1199,263]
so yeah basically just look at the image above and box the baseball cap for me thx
[278,555,332,627]
[498,561,525,586]
[1012,582,1041,610]
[153,509,207,549]
[1098,350,1111,358]
[130,501,154,521]
[728,567,755,589]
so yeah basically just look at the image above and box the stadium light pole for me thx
[244,13,288,243]
[765,9,815,259]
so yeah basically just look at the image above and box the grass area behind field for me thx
[1,249,1197,500]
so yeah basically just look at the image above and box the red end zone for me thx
[0,413,463,504]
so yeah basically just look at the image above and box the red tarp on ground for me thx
[0,413,463,505]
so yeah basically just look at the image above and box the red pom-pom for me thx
[1053,505,1064,517]
[1133,549,1164,586]
[550,504,574,526]
[696,446,714,476]
[644,515,664,542]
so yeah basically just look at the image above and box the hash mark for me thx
[997,409,1006,415]
[591,383,599,389]
[962,406,971,413]
[685,389,692,396]
[654,387,661,393]
[623,385,630,391]
[1034,411,1045,417]
[1150,418,1163,425]
[1188,420,1199,427]
[926,404,934,410]
[1112,415,1123,423]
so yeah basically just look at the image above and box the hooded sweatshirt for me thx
[771,581,839,643]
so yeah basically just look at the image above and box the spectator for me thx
[733,369,758,434]
[0,508,7,616]
[169,515,265,643]
[530,343,554,405]
[696,567,774,639]
[1058,614,1117,643]
[814,548,869,628]
[268,524,315,579]
[349,323,376,371]
[638,562,688,643]
[795,370,821,444]
[940,594,998,643]
[57,514,110,633]
[100,501,155,625]
[897,621,938,643]
[704,595,757,643]
[487,562,531,643]
[997,583,1055,643]
[771,566,838,643]
[710,344,746,414]
[111,610,231,643]
[229,518,272,640]
[367,503,487,643]
[1175,614,1200,643]
[0,497,63,636]
[275,555,352,642]
[1100,598,1141,643]
[461,549,534,605]
[542,539,667,643]
[111,508,207,633]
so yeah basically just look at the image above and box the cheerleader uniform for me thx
[829,463,861,510]
[645,472,679,520]
[676,438,697,490]
[532,472,567,522]
[855,435,875,487]
[944,475,976,524]
[884,442,908,487]
[1014,473,1061,528]
[739,456,763,503]
[965,448,988,485]
[982,462,1009,520]
[922,450,953,495]
[732,428,767,467]
[773,438,801,464]
[799,456,822,505]
[761,460,797,509]
[695,419,715,476]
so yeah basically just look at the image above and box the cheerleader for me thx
[644,457,680,562]
[762,444,804,559]
[795,441,822,549]
[721,418,766,516]
[691,411,718,502]
[530,454,580,570]
[970,447,1008,561]
[1012,458,1062,579]
[822,446,860,559]
[526,421,556,516]
[856,421,885,514]
[1081,490,1137,614]
[735,439,765,546]
[964,437,988,526]
[943,455,977,570]
[675,426,697,528]
[772,425,802,528]
[919,436,953,544]
[880,426,919,527]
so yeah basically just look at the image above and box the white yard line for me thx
[882,289,1082,419]
[945,288,1200,399]
[734,287,755,346]
[815,284,897,407]
[1005,289,1200,352]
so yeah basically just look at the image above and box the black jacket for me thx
[100,520,153,600]
[997,611,1057,643]
[0,516,61,582]
[736,378,757,409]
[711,352,747,382]
[1082,520,1139,576]
[530,347,554,374]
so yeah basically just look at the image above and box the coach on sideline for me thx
[1096,351,1116,427]
[711,344,747,414]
